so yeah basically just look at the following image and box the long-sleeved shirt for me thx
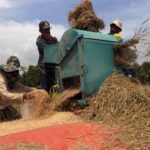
[36,35,58,67]
[0,72,33,109]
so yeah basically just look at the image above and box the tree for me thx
[20,65,40,87]
[137,61,150,84]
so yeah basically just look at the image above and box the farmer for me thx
[0,56,34,122]
[109,19,123,41]
[36,21,58,93]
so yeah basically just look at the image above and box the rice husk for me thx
[0,112,82,136]
[79,73,150,149]
[21,89,52,118]
[0,143,47,150]
[50,88,80,111]
[70,143,98,150]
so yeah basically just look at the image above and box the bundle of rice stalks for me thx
[114,39,138,67]
[79,73,150,149]
[114,18,150,67]
[68,0,94,21]
[68,0,105,32]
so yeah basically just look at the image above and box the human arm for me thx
[36,36,46,67]
[0,74,23,102]
[15,81,36,92]
[52,37,58,43]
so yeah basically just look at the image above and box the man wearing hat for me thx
[109,19,123,41]
[0,56,34,122]
[36,21,58,92]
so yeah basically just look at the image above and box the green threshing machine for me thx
[44,29,119,99]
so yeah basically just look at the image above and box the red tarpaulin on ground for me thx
[0,122,125,150]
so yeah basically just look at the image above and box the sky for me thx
[0,0,150,67]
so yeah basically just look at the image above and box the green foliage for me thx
[137,61,150,84]
[20,65,40,87]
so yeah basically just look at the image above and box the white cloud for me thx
[0,0,12,9]
[5,0,62,7]
[0,21,66,67]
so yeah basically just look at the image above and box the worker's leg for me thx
[44,64,56,93]
[0,105,21,122]
[45,67,55,93]
[39,70,47,90]
[0,108,5,122]
[39,64,47,90]
[116,65,124,73]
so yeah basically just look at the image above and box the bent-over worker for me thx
[0,56,35,122]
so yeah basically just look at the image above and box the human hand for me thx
[23,91,36,101]
[24,87,36,92]
[23,92,29,101]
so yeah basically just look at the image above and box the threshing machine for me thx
[44,29,119,98]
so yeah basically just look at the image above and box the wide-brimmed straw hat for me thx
[1,56,27,72]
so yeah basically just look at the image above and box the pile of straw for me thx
[79,73,150,149]
[68,0,105,32]
[114,18,150,67]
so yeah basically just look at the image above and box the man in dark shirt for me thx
[36,21,58,92]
